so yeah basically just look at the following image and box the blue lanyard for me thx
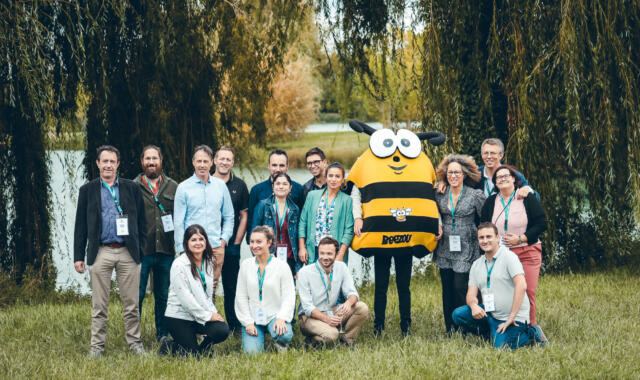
[101,179,123,215]
[274,199,287,229]
[323,190,337,231]
[143,175,166,213]
[449,186,464,231]
[485,179,494,196]
[484,257,496,288]
[499,191,516,231]
[257,256,273,302]
[195,257,206,292]
[315,261,333,301]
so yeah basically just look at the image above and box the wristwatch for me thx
[517,235,523,245]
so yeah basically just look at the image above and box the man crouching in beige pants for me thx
[297,236,369,346]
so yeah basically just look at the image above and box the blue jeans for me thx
[452,304,531,349]
[241,318,293,354]
[139,254,174,340]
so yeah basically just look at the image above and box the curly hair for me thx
[436,154,481,186]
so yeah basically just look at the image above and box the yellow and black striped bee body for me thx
[346,120,445,258]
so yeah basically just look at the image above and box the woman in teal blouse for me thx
[298,162,354,265]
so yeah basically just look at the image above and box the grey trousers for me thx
[89,246,142,350]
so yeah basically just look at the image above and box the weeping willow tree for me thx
[0,0,307,294]
[0,2,82,286]
[81,1,308,179]
[319,0,640,271]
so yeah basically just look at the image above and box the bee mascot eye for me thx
[369,129,398,158]
[346,120,446,259]
[396,129,421,158]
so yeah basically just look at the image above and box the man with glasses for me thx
[476,138,534,198]
[302,147,328,201]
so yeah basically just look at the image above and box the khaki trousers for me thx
[299,301,369,344]
[212,245,225,295]
[89,246,142,350]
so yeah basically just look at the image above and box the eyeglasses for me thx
[306,160,322,167]
[482,151,501,157]
[446,171,463,177]
[496,174,513,181]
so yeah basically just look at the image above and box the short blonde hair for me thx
[436,154,481,186]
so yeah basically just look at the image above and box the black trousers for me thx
[221,250,241,331]
[374,253,413,331]
[166,317,229,356]
[439,268,469,332]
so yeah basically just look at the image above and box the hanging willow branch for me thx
[320,0,640,271]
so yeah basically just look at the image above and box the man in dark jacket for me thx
[74,145,147,358]
[133,145,178,344]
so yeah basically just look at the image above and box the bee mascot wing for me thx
[346,120,445,258]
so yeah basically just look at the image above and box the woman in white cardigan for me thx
[235,225,296,354]
[164,224,229,356]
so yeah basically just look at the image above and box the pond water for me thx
[49,150,432,294]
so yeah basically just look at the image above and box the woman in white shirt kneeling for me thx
[235,225,296,354]
[164,224,229,356]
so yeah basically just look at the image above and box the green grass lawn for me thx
[1,269,639,379]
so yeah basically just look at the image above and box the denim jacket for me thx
[251,195,301,272]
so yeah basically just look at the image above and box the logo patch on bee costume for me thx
[382,234,412,245]
[390,207,412,222]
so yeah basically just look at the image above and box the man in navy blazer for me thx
[74,145,147,358]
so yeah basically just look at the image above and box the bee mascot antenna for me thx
[346,120,445,258]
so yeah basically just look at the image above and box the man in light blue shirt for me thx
[297,236,369,345]
[174,145,234,297]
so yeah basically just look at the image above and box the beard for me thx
[143,165,161,179]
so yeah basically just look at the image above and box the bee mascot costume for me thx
[346,120,445,335]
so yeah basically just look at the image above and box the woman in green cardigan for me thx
[298,162,354,265]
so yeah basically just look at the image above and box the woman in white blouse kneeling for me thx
[235,225,296,354]
[164,224,229,356]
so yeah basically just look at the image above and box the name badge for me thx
[255,307,268,325]
[483,291,495,312]
[449,235,461,252]
[116,215,129,236]
[161,214,174,232]
[276,244,288,262]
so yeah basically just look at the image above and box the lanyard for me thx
[484,179,494,196]
[274,199,287,229]
[143,175,166,213]
[314,261,333,301]
[499,191,516,231]
[195,257,206,292]
[484,257,496,288]
[449,185,464,231]
[257,256,273,302]
[101,180,123,215]
[323,190,337,231]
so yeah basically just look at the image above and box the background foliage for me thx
[1,0,639,295]
[318,0,640,271]
[0,0,307,293]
